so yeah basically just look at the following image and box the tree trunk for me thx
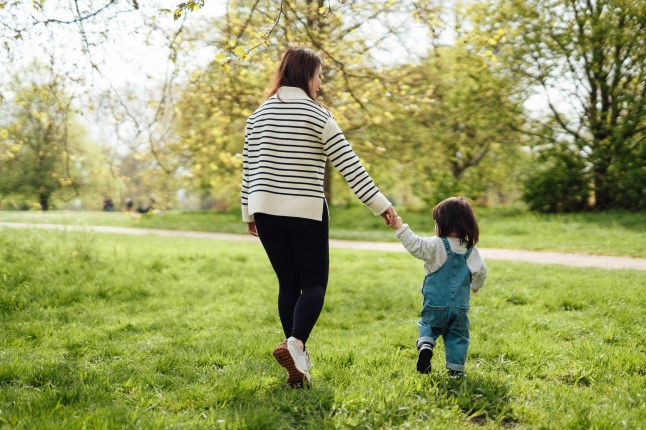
[39,189,50,211]
[592,156,612,210]
[309,0,332,205]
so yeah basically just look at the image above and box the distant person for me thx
[389,196,487,378]
[125,198,134,212]
[103,197,114,212]
[136,195,156,214]
[241,46,397,386]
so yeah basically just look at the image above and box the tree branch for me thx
[41,0,119,25]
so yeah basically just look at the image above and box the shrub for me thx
[523,147,591,213]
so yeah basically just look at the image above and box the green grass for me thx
[1,228,644,429]
[1,206,645,257]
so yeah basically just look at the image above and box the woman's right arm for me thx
[322,117,391,216]
[241,122,254,223]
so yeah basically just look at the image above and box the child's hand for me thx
[381,206,398,227]
[390,216,403,230]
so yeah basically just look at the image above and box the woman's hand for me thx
[380,206,398,228]
[247,222,259,237]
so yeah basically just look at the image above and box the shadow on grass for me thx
[209,380,336,429]
[434,372,516,426]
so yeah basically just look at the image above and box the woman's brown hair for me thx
[432,196,480,248]
[267,47,322,100]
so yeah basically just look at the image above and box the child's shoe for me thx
[416,341,434,374]
[448,369,464,379]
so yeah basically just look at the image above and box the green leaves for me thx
[481,0,646,210]
[174,0,204,21]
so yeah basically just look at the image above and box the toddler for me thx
[391,197,487,377]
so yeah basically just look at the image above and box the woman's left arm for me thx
[322,117,391,215]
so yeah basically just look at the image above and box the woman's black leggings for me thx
[254,207,328,345]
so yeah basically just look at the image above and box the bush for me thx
[603,144,646,210]
[523,148,591,213]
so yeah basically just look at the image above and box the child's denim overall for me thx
[417,237,472,372]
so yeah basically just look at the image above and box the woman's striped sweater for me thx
[241,86,391,222]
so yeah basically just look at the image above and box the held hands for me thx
[247,222,259,237]
[380,206,402,229]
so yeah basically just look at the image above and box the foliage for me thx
[0,70,85,210]
[174,0,414,207]
[175,1,528,209]
[1,0,193,211]
[173,55,265,209]
[0,230,644,428]
[357,43,527,208]
[2,0,644,213]
[114,150,181,211]
[522,141,591,212]
[472,0,646,210]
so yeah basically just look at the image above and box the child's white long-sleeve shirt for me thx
[396,223,488,292]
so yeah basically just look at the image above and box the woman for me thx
[241,47,397,386]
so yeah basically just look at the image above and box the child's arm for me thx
[394,221,437,262]
[390,216,403,230]
[471,260,488,293]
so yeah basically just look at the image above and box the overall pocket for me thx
[421,305,448,330]
[454,306,470,332]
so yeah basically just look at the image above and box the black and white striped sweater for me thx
[241,86,390,222]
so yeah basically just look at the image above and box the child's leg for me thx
[418,305,448,340]
[443,308,470,373]
[417,305,447,374]
[416,337,435,374]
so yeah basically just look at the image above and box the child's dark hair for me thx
[432,196,479,248]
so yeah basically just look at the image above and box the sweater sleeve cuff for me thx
[366,192,391,216]
[242,206,254,223]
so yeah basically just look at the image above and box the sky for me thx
[1,0,429,91]
[1,0,559,149]
[0,0,436,151]
[1,1,232,153]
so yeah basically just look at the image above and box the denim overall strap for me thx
[464,246,473,259]
[440,237,452,254]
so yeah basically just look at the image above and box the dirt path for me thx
[1,221,645,271]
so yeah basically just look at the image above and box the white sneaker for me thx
[304,348,313,370]
[272,337,311,386]
[286,337,311,382]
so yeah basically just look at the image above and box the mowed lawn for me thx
[0,229,644,429]
[0,206,645,257]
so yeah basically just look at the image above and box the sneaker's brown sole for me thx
[273,347,306,387]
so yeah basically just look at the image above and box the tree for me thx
[1,0,193,190]
[174,0,414,207]
[351,43,526,207]
[474,0,645,210]
[0,70,86,210]
[172,1,532,209]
